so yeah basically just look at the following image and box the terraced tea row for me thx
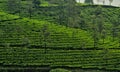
[0,12,94,49]
[0,47,120,70]
[0,12,119,49]
[0,12,19,21]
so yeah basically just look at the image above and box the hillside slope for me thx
[0,11,93,49]
[0,0,120,71]
[0,5,120,49]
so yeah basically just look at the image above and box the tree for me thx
[7,0,21,14]
[111,26,116,41]
[25,0,41,18]
[0,29,4,45]
[85,0,94,4]
[41,24,50,63]
[91,15,99,48]
[91,6,105,48]
[111,15,120,42]
[101,29,106,44]
[32,0,41,8]
[25,0,34,19]
[47,0,80,28]
[28,4,33,19]
[94,7,106,44]
[57,0,66,25]
[118,28,120,47]
[18,0,21,15]
[41,24,50,53]
[7,0,16,13]
[65,0,80,28]
[118,8,120,47]
[47,0,63,4]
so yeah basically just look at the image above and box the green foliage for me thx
[50,68,71,72]
[0,47,120,70]
[0,5,120,49]
[0,12,19,20]
[85,0,94,4]
[64,0,79,28]
[0,1,120,71]
[32,0,41,8]
[6,0,21,14]
[0,12,93,49]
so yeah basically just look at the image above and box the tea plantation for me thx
[0,0,120,72]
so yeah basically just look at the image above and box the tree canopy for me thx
[85,0,94,4]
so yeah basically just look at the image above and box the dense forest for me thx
[0,0,120,72]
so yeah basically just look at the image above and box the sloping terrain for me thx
[0,0,120,72]
[0,47,120,71]
[0,11,93,49]
[0,11,120,72]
